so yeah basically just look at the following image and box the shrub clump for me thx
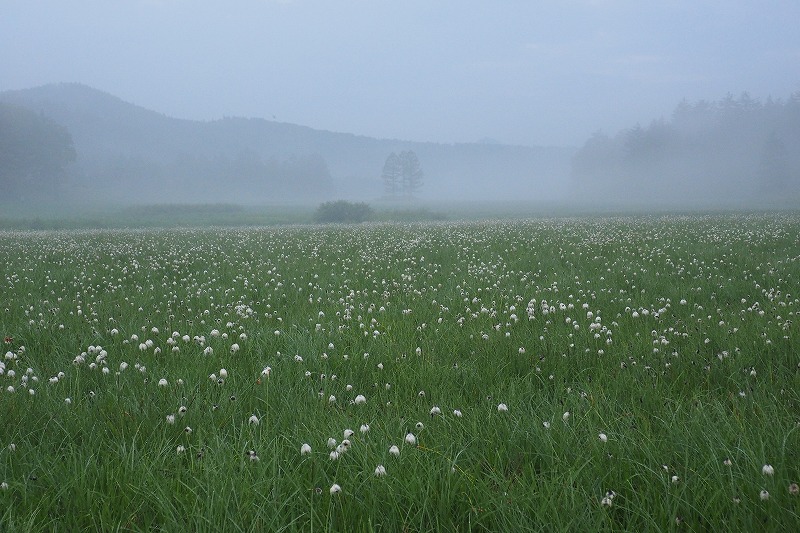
[315,200,373,223]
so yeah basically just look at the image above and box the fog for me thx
[1,1,799,213]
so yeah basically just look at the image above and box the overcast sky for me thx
[2,0,799,147]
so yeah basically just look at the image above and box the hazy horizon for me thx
[3,1,799,147]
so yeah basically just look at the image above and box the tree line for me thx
[0,100,336,204]
[0,103,76,201]
[571,92,800,201]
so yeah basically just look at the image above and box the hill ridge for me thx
[0,83,573,203]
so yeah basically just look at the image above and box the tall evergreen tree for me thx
[399,150,423,199]
[381,152,401,198]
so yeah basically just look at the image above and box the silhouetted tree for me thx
[381,150,424,199]
[399,150,423,199]
[381,152,401,198]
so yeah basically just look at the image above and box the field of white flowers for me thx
[1,215,798,531]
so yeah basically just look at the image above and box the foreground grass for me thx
[1,214,799,531]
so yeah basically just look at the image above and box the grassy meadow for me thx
[1,214,799,531]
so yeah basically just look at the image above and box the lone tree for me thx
[399,150,423,199]
[381,150,423,200]
[381,152,401,198]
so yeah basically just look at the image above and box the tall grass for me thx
[1,214,799,530]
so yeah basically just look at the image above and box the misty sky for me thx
[2,0,799,147]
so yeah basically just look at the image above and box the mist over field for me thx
[1,1,799,215]
[0,84,573,208]
[3,4,800,530]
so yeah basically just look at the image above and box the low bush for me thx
[315,200,373,223]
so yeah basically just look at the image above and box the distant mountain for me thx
[0,83,574,204]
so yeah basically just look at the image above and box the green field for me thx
[1,214,799,531]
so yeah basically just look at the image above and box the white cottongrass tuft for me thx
[300,443,312,455]
[599,433,608,443]
[762,464,775,476]
[389,445,400,457]
[354,394,366,405]
[374,465,387,477]
[405,433,417,446]
[497,403,508,412]
[760,489,770,501]
[329,483,342,495]
[248,414,259,425]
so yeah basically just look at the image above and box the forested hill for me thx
[0,83,573,204]
[571,92,800,204]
